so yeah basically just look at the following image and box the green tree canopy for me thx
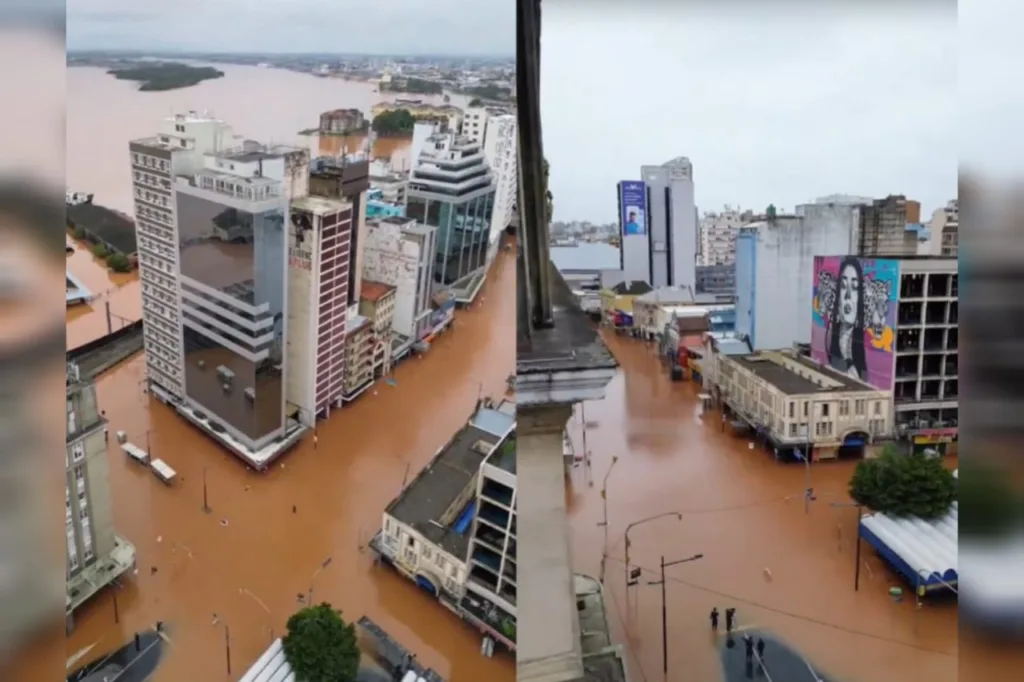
[282,603,361,682]
[848,446,956,519]
[105,252,132,273]
[371,109,416,137]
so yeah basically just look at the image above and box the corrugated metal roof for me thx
[550,243,620,272]
[716,339,752,355]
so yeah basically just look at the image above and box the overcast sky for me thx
[541,1,958,223]
[66,0,514,56]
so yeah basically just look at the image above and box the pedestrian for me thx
[709,607,719,630]
[313,434,318,450]
[292,505,297,514]
[744,635,754,660]
[756,637,765,659]
[725,607,736,632]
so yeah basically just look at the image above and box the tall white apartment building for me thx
[130,112,240,401]
[461,107,518,250]
[697,206,750,266]
[924,199,958,257]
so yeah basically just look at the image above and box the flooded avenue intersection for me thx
[42,250,516,681]
[565,333,959,682]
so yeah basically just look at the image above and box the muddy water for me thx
[565,335,960,682]
[317,133,412,170]
[67,65,470,214]
[22,248,514,681]
[65,237,141,349]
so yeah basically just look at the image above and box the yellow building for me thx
[343,317,375,402]
[598,280,653,326]
[359,280,397,378]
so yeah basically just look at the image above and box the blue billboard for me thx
[619,181,647,237]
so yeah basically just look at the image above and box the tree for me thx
[105,252,132,273]
[283,603,360,682]
[91,243,108,258]
[957,465,1021,537]
[468,97,483,107]
[371,109,416,137]
[848,446,956,519]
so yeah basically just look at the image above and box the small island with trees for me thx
[107,62,225,91]
[370,108,450,139]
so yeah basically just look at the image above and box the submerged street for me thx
[565,334,959,682]
[36,250,515,681]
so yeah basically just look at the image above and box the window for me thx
[803,402,809,417]
[422,546,433,560]
[855,399,866,416]
[821,403,830,417]
[789,423,797,437]
[788,402,794,418]
[840,401,849,416]
[873,401,882,415]
[406,536,414,548]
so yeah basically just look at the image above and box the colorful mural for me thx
[811,256,899,389]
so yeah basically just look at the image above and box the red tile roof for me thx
[360,280,395,303]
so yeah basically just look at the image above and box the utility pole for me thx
[224,624,232,675]
[648,554,704,675]
[202,466,211,514]
[624,512,682,596]
[597,455,618,582]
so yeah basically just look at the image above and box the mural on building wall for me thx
[811,256,898,389]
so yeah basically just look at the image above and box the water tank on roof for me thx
[766,204,777,220]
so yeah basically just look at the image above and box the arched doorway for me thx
[839,431,869,459]
[415,575,438,596]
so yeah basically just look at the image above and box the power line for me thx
[604,556,956,658]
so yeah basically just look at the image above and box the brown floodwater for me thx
[318,133,412,169]
[21,247,514,681]
[565,334,961,682]
[66,237,141,349]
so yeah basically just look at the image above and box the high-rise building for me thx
[407,131,497,302]
[480,112,518,252]
[130,112,240,402]
[697,206,751,266]
[66,362,136,630]
[173,144,308,466]
[285,193,357,422]
[857,194,923,258]
[927,199,958,258]
[645,156,698,290]
[363,217,438,353]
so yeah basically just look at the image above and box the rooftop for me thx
[361,280,395,303]
[730,351,873,396]
[377,216,415,227]
[550,242,620,273]
[290,194,352,215]
[517,261,619,376]
[386,420,506,559]
[66,201,137,255]
[608,280,653,296]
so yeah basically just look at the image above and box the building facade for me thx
[710,349,893,460]
[925,199,958,258]
[343,316,374,401]
[697,206,750,266]
[174,147,294,457]
[285,194,355,422]
[359,280,397,378]
[639,156,698,291]
[406,131,496,300]
[695,264,736,296]
[810,256,958,453]
[318,108,365,134]
[734,202,860,351]
[857,195,923,258]
[478,110,518,250]
[66,362,136,625]
[363,217,438,347]
[130,111,240,401]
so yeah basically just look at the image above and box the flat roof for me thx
[361,280,395,303]
[730,352,870,395]
[291,194,352,214]
[66,202,137,254]
[386,422,501,559]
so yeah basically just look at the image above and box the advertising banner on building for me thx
[619,181,647,237]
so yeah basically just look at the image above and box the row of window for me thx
[132,151,168,171]
[134,169,171,190]
[134,186,170,208]
[786,398,884,420]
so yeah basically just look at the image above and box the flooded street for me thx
[66,238,141,349]
[565,334,959,682]
[36,249,516,681]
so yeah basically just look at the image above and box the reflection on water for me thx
[566,335,959,682]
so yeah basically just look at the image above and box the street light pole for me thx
[624,512,683,595]
[224,623,232,675]
[240,588,274,639]
[647,553,704,676]
[202,466,211,514]
[597,455,619,582]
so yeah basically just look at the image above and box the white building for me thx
[923,199,958,257]
[697,206,751,266]
[130,111,241,401]
[734,203,861,351]
[363,217,437,348]
[480,112,518,249]
[708,349,893,460]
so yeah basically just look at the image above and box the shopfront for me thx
[911,427,958,456]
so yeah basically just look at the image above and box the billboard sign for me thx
[619,181,647,237]
[811,256,899,390]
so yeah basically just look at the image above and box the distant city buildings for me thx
[66,361,136,630]
[318,108,365,134]
[697,206,751,266]
[925,199,958,258]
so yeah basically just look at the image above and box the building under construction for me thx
[856,194,924,258]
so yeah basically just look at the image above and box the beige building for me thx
[342,316,374,402]
[710,349,893,460]
[66,362,136,629]
[359,279,397,378]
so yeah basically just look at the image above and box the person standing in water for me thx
[709,607,719,630]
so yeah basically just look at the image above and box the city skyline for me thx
[540,2,957,223]
[66,0,515,56]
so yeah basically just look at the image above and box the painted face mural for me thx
[811,256,897,390]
